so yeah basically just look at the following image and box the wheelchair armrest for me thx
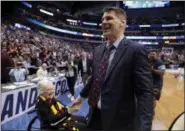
[27,109,38,114]
[50,116,67,126]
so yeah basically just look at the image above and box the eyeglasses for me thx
[44,91,54,96]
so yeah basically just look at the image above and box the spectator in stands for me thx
[22,53,31,68]
[37,63,48,79]
[9,62,29,82]
[1,47,15,83]
[178,53,185,67]
[30,53,42,67]
[78,52,92,85]
[66,54,78,101]
[61,58,68,67]
[149,50,166,102]
[36,79,80,131]
[39,47,47,61]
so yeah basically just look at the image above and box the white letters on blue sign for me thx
[1,87,37,124]
[2,94,14,122]
[15,89,28,115]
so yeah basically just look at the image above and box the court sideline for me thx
[152,70,184,130]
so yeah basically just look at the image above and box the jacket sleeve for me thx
[133,45,154,131]
[80,75,93,98]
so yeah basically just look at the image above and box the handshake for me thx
[67,96,84,114]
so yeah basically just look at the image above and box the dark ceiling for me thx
[32,1,117,15]
[1,1,117,16]
[1,1,184,20]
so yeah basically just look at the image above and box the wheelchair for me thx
[27,109,71,131]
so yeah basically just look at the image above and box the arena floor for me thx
[152,70,184,130]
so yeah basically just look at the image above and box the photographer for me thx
[9,61,29,82]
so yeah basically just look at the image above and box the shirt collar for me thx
[106,35,124,49]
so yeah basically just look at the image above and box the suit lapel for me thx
[103,38,128,84]
[94,43,106,69]
[95,43,106,61]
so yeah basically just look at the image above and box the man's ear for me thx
[121,19,126,27]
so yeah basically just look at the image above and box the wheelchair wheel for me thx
[27,116,41,131]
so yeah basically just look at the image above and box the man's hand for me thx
[67,106,79,114]
[70,96,83,111]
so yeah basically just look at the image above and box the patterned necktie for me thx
[88,45,115,107]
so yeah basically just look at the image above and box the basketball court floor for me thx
[152,69,184,130]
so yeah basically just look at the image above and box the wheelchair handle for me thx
[50,116,67,126]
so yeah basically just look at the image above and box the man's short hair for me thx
[103,7,127,20]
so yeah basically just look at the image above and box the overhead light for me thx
[66,19,77,23]
[40,9,54,16]
[21,2,32,8]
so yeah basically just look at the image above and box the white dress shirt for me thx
[9,68,29,82]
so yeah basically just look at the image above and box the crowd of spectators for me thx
[1,22,94,83]
[1,22,184,84]
[148,48,185,68]
[159,52,184,68]
[1,23,93,68]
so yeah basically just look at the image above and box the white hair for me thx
[37,79,53,95]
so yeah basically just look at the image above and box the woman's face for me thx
[44,86,55,99]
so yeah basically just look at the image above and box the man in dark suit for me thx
[66,54,78,101]
[78,52,92,84]
[72,7,154,131]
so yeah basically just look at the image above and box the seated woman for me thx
[36,63,48,79]
[36,79,80,131]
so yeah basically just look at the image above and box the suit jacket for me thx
[78,59,92,77]
[80,38,154,131]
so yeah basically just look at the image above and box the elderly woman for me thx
[36,79,80,131]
